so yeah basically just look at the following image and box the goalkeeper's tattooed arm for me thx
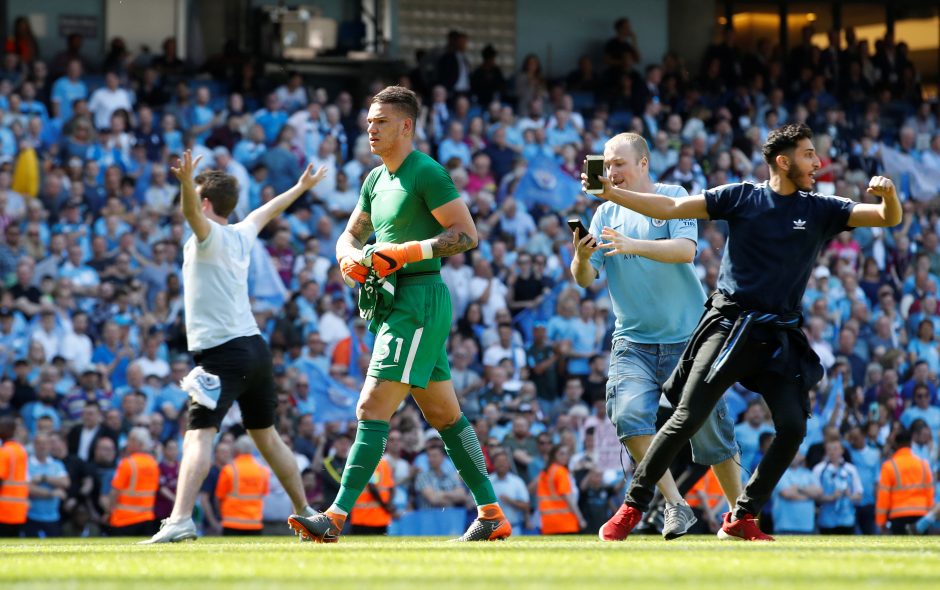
[336,207,374,263]
[429,198,479,257]
[429,226,476,257]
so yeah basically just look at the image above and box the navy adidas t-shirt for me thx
[704,181,855,315]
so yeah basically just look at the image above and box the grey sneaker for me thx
[138,517,198,544]
[662,502,697,540]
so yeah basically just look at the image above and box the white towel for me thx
[179,366,222,411]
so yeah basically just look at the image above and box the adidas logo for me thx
[793,219,807,230]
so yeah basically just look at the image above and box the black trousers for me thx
[856,504,877,534]
[625,320,807,519]
[351,524,389,535]
[0,523,23,537]
[23,519,62,538]
[888,516,921,534]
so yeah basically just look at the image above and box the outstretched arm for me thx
[244,163,327,233]
[599,227,696,264]
[171,151,209,242]
[848,176,902,228]
[582,171,710,220]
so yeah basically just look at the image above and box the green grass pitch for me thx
[2,535,939,590]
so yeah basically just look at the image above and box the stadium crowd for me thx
[0,16,939,538]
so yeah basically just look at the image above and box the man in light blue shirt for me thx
[546,298,595,377]
[812,437,863,534]
[900,383,940,432]
[25,433,70,538]
[438,121,472,167]
[571,132,741,541]
[51,59,87,123]
[846,426,881,534]
[488,451,530,531]
[772,452,820,534]
[735,400,776,472]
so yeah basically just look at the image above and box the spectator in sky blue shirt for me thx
[545,109,582,153]
[900,383,940,432]
[735,400,776,473]
[254,93,289,145]
[438,121,471,167]
[812,438,863,534]
[25,433,70,538]
[51,58,87,123]
[772,452,821,534]
[846,426,881,534]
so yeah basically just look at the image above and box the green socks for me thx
[440,414,498,506]
[333,416,497,513]
[333,420,390,514]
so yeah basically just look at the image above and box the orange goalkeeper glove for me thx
[370,241,431,278]
[340,256,369,286]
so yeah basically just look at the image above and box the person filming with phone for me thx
[570,132,742,541]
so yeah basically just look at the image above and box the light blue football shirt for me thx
[589,183,705,344]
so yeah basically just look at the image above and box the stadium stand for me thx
[0,10,938,539]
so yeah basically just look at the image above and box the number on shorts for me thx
[374,333,404,364]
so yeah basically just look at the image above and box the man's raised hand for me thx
[170,150,203,185]
[298,164,328,192]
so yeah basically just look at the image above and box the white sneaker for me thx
[662,502,697,540]
[139,517,198,544]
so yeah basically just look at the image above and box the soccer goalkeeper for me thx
[288,86,510,542]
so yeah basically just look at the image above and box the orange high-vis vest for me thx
[686,469,724,511]
[110,452,159,527]
[350,457,394,527]
[0,440,30,525]
[537,464,579,534]
[216,454,270,530]
[876,447,934,527]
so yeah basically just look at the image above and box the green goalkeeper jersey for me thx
[357,149,460,275]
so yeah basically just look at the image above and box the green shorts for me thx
[367,273,452,388]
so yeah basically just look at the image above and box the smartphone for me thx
[582,155,604,194]
[567,218,590,240]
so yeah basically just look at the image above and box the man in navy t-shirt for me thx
[585,123,901,541]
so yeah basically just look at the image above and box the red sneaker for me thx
[717,512,775,541]
[598,504,643,541]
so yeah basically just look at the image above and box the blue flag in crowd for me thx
[247,236,288,311]
[293,358,359,424]
[513,156,582,210]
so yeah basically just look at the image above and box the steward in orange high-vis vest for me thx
[686,468,727,532]
[876,429,934,534]
[536,445,585,535]
[0,417,29,537]
[108,427,159,536]
[216,436,270,536]
[350,457,395,534]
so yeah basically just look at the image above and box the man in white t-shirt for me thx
[482,322,527,381]
[134,333,170,380]
[469,256,508,326]
[87,71,133,130]
[143,151,327,543]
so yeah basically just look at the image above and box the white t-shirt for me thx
[183,219,261,351]
[87,87,133,130]
[469,276,509,326]
[136,356,170,379]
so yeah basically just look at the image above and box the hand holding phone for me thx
[581,155,604,194]
[568,218,597,258]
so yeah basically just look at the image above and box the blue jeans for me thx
[606,338,738,465]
